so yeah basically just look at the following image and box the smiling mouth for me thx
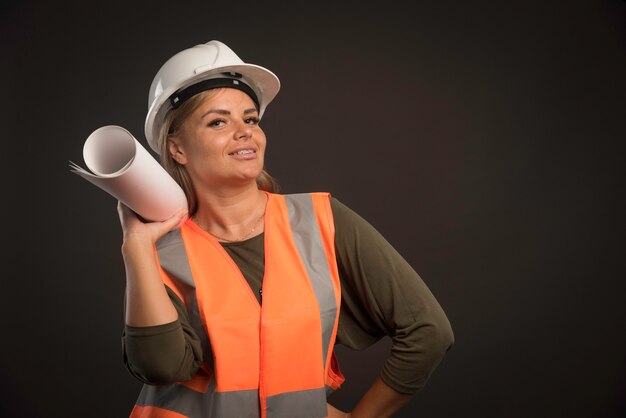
[228,149,256,156]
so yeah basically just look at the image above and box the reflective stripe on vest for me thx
[130,192,344,418]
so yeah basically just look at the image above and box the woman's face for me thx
[169,88,266,190]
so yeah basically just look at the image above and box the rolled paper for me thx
[70,125,188,222]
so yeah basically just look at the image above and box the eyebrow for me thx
[201,108,258,119]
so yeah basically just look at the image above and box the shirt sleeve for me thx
[122,286,203,385]
[331,197,454,394]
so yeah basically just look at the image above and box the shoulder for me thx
[327,195,375,232]
[276,191,335,213]
[275,192,370,231]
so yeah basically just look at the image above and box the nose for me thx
[234,120,252,141]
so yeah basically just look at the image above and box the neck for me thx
[192,182,268,241]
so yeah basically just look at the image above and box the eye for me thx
[207,118,226,128]
[245,116,260,125]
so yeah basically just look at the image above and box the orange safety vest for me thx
[130,192,345,418]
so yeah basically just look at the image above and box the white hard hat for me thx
[144,40,281,153]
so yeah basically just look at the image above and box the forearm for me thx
[327,377,412,418]
[352,377,412,418]
[123,238,178,326]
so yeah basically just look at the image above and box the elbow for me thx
[432,317,454,357]
[397,316,455,365]
[384,318,454,394]
[122,325,202,385]
[128,364,185,386]
[419,307,455,359]
[125,350,201,385]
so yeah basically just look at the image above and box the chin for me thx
[243,166,264,179]
[237,170,263,184]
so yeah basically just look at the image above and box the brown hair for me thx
[157,89,279,216]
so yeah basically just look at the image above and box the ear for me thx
[167,135,188,165]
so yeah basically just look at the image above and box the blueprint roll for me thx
[70,125,188,222]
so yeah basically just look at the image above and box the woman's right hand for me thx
[117,201,188,247]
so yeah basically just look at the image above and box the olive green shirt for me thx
[123,196,454,394]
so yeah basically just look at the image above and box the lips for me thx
[228,147,258,160]
[228,149,256,156]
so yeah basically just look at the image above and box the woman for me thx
[119,40,453,418]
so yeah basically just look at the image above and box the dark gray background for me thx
[1,0,625,417]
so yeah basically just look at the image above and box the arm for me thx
[118,202,203,384]
[117,201,187,326]
[329,197,454,416]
